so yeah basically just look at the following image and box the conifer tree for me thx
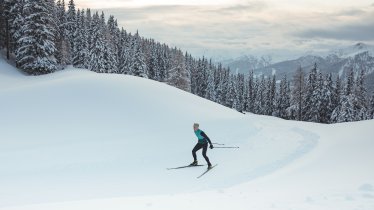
[8,0,26,57]
[205,66,216,102]
[16,0,57,75]
[277,75,291,119]
[303,63,319,121]
[245,70,255,112]
[264,75,276,115]
[106,15,120,71]
[291,66,306,120]
[354,69,368,120]
[55,0,70,66]
[345,68,354,96]
[236,74,245,112]
[88,12,105,72]
[131,31,147,78]
[66,0,76,61]
[254,75,266,115]
[331,95,356,123]
[167,49,190,91]
[0,0,12,59]
[97,11,117,73]
[369,93,374,119]
[72,9,88,68]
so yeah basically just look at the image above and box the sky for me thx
[76,0,374,62]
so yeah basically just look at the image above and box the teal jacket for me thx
[194,129,212,144]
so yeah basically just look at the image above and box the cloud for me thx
[335,8,366,16]
[94,2,374,60]
[206,1,268,14]
[294,16,374,41]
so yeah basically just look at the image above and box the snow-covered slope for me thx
[1,58,374,210]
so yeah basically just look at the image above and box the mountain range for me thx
[223,43,374,92]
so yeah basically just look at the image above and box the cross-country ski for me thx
[197,164,218,178]
[167,164,205,170]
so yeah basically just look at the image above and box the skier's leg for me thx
[192,143,203,161]
[202,143,211,165]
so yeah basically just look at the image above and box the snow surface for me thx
[1,57,374,210]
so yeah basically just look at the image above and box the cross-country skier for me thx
[190,123,214,169]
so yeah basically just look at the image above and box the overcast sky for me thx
[76,0,374,61]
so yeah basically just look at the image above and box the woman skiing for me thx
[190,123,214,169]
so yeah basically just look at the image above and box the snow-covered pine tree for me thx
[303,63,319,121]
[189,56,199,95]
[119,31,133,75]
[345,68,354,96]
[106,15,120,71]
[204,63,216,102]
[242,74,249,112]
[72,9,88,68]
[312,72,330,123]
[319,73,335,123]
[147,41,159,80]
[236,73,245,112]
[220,69,230,107]
[131,31,147,78]
[291,66,306,120]
[8,0,26,56]
[330,95,356,123]
[167,48,190,91]
[118,28,128,74]
[331,68,359,123]
[254,75,266,115]
[332,75,342,116]
[369,93,374,119]
[184,52,192,87]
[354,69,368,120]
[213,66,222,103]
[158,44,169,82]
[226,75,239,110]
[100,12,117,73]
[264,75,276,116]
[245,70,255,113]
[84,8,92,69]
[195,57,208,98]
[88,12,105,72]
[277,75,291,119]
[0,0,14,59]
[66,0,76,62]
[55,0,70,66]
[142,38,152,78]
[0,0,7,51]
[15,0,57,75]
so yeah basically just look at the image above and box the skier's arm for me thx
[200,131,212,145]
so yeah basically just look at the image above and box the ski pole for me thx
[212,143,225,145]
[213,146,239,149]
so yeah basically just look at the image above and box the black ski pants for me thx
[192,143,211,164]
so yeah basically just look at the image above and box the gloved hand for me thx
[210,144,214,149]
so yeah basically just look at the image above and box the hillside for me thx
[0,57,374,210]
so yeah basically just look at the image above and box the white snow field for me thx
[1,57,374,210]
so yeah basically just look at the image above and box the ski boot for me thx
[189,160,198,166]
[207,163,213,169]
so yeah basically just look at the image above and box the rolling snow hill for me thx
[0,57,374,210]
